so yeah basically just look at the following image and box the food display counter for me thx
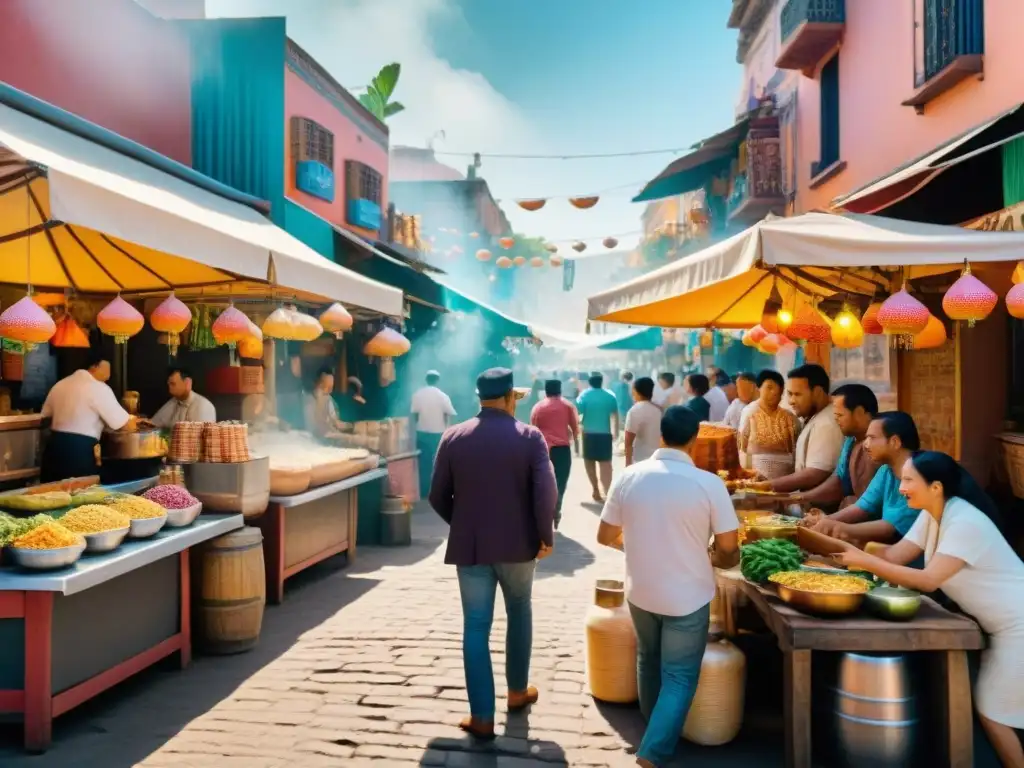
[0,512,243,752]
[384,449,421,503]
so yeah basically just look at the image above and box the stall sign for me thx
[296,160,335,202]
[965,201,1024,232]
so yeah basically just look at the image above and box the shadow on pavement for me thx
[535,531,595,579]
[419,710,567,766]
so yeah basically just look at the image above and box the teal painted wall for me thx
[284,201,335,258]
[186,18,287,225]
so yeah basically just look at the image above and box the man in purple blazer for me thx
[429,367,558,740]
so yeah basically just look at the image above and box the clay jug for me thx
[682,630,746,746]
[584,579,638,703]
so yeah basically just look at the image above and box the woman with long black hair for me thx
[835,451,1024,767]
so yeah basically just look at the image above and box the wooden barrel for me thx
[199,526,266,654]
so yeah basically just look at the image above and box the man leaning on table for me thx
[150,366,216,428]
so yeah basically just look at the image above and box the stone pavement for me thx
[0,457,789,768]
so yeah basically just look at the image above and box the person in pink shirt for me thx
[531,379,580,528]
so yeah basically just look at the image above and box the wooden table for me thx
[737,580,984,768]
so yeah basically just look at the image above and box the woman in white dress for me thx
[835,451,1024,767]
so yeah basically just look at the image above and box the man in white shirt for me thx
[151,366,216,428]
[768,364,844,493]
[706,370,731,423]
[651,372,683,410]
[411,370,457,498]
[597,406,739,768]
[723,372,757,430]
[40,355,132,482]
[623,377,662,466]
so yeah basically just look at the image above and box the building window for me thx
[345,160,383,205]
[918,0,985,86]
[290,116,334,168]
[816,53,840,175]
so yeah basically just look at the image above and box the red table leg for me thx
[23,591,54,753]
[179,549,191,669]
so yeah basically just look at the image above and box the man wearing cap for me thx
[410,370,456,498]
[530,379,580,527]
[429,367,557,740]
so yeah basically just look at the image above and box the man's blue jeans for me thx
[628,600,710,766]
[456,561,536,720]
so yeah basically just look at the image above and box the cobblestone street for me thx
[0,458,788,767]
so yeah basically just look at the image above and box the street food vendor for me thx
[39,353,132,482]
[738,370,799,478]
[796,384,880,509]
[150,366,216,428]
[305,367,344,438]
[766,364,844,493]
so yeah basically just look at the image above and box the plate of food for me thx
[769,570,872,616]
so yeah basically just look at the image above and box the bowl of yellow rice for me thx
[60,505,131,553]
[768,570,871,616]
[8,521,86,570]
[106,495,168,539]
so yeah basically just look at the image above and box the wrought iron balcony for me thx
[727,117,786,225]
[776,0,845,73]
[903,0,984,112]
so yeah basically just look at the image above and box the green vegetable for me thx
[0,513,56,546]
[740,538,804,582]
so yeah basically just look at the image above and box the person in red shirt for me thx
[530,379,580,527]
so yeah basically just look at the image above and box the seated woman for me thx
[738,369,799,480]
[835,451,1024,768]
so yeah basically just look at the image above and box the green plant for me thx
[359,63,405,122]
[739,538,804,583]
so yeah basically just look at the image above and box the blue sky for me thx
[206,0,741,255]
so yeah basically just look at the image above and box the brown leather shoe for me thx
[458,716,495,740]
[507,685,539,711]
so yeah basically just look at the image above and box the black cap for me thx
[477,367,524,399]
[545,379,562,396]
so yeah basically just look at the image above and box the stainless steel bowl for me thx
[128,514,168,539]
[865,586,922,622]
[8,540,86,570]
[82,527,130,553]
[775,583,867,616]
[165,502,202,528]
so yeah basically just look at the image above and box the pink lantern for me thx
[1006,282,1024,319]
[747,324,767,344]
[942,264,997,327]
[862,301,885,335]
[212,305,251,347]
[150,294,191,354]
[877,285,929,346]
[0,296,57,348]
[97,296,144,344]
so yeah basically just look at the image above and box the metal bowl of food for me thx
[865,586,922,622]
[165,502,202,528]
[128,514,168,539]
[745,517,800,542]
[82,527,130,553]
[8,540,86,570]
[769,571,870,616]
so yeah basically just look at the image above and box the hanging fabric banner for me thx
[563,259,576,292]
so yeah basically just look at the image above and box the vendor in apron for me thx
[39,355,132,482]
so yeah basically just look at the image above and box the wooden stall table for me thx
[0,513,243,752]
[737,580,984,768]
[384,450,421,504]
[256,464,389,604]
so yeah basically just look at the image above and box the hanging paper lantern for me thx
[363,327,411,358]
[150,294,191,354]
[776,308,794,333]
[97,296,144,345]
[513,255,527,266]
[1013,261,1024,285]
[1006,282,1024,319]
[517,199,546,211]
[529,256,545,267]
[469,231,479,238]
[569,196,600,209]
[291,311,324,343]
[544,243,558,253]
[742,331,758,347]
[942,264,997,327]
[603,237,619,249]
[32,293,66,308]
[761,286,784,333]
[51,313,90,348]
[319,303,353,337]
[912,314,947,350]
[238,335,263,360]
[499,237,515,250]
[699,329,714,349]
[877,285,930,346]
[262,307,299,340]
[831,307,864,349]
[212,305,251,347]
[787,303,831,343]
[496,255,513,269]
[759,333,782,355]
[550,255,564,267]
[475,248,492,262]
[0,296,57,348]
[862,301,885,335]
[572,241,587,253]
[747,324,767,345]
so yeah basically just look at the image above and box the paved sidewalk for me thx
[0,458,788,767]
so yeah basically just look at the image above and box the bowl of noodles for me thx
[768,570,871,616]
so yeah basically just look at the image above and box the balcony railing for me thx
[921,0,984,84]
[727,117,786,225]
[777,0,845,72]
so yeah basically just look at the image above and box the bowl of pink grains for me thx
[142,485,202,528]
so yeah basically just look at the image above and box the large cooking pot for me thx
[101,428,167,460]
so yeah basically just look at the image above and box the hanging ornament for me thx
[513,255,527,266]
[544,243,558,253]
[741,331,758,347]
[319,302,354,338]
[469,232,479,239]
[572,241,587,253]
[878,284,930,347]
[496,256,513,269]
[1013,261,1024,285]
[942,263,997,327]
[212,305,251,347]
[238,334,263,360]
[364,325,410,388]
[290,311,324,342]
[550,255,564,267]
[746,324,767,345]
[97,296,144,345]
[0,296,57,349]
[569,196,600,209]
[862,301,885,334]
[787,303,830,343]
[51,313,90,348]
[150,294,191,354]
[262,307,298,340]
[603,237,619,249]
[699,329,714,349]
[516,199,546,211]
[499,236,515,249]
[475,248,492,262]
[529,256,545,267]
[1006,281,1024,319]
[912,314,947,349]
[776,308,794,333]
[831,306,864,349]
[759,333,782,355]
[761,285,784,334]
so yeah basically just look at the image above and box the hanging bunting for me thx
[496,255,513,269]
[572,241,587,253]
[475,248,493,262]
[545,243,558,253]
[603,237,619,249]
[499,236,515,249]
[516,199,547,211]
[513,255,527,266]
[569,196,600,209]
[550,254,564,267]
[529,256,544,267]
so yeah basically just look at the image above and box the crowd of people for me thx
[418,363,1024,767]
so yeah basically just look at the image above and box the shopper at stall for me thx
[576,372,620,502]
[682,373,712,422]
[624,377,661,467]
[304,367,345,439]
[797,384,879,509]
[428,367,556,741]
[597,405,739,768]
[39,353,133,482]
[739,369,799,479]
[530,379,579,528]
[150,366,216,428]
[615,371,634,423]
[411,370,457,498]
[766,364,844,493]
[652,372,683,409]
[723,372,757,430]
[706,370,731,422]
[833,451,1024,768]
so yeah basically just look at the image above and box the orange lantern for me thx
[0,296,57,348]
[550,255,564,267]
[517,199,546,211]
[32,293,67,308]
[742,331,758,347]
[51,314,90,348]
[878,285,929,346]
[912,314,947,349]
[699,330,714,349]
[569,196,599,209]
[499,237,515,250]
[97,296,144,344]
[545,243,558,253]
[475,249,492,262]
[513,255,527,266]
[747,324,767,345]
[1006,282,1024,319]
[759,333,782,355]
[529,256,544,267]
[496,256,513,269]
[603,237,619,249]
[572,241,587,253]
[776,308,794,333]
[150,294,191,354]
[363,327,411,358]
[319,303,353,337]
[862,301,885,335]
[262,307,298,340]
[787,303,830,343]
[238,335,263,360]
[212,305,251,347]
[831,307,864,349]
[942,264,997,327]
